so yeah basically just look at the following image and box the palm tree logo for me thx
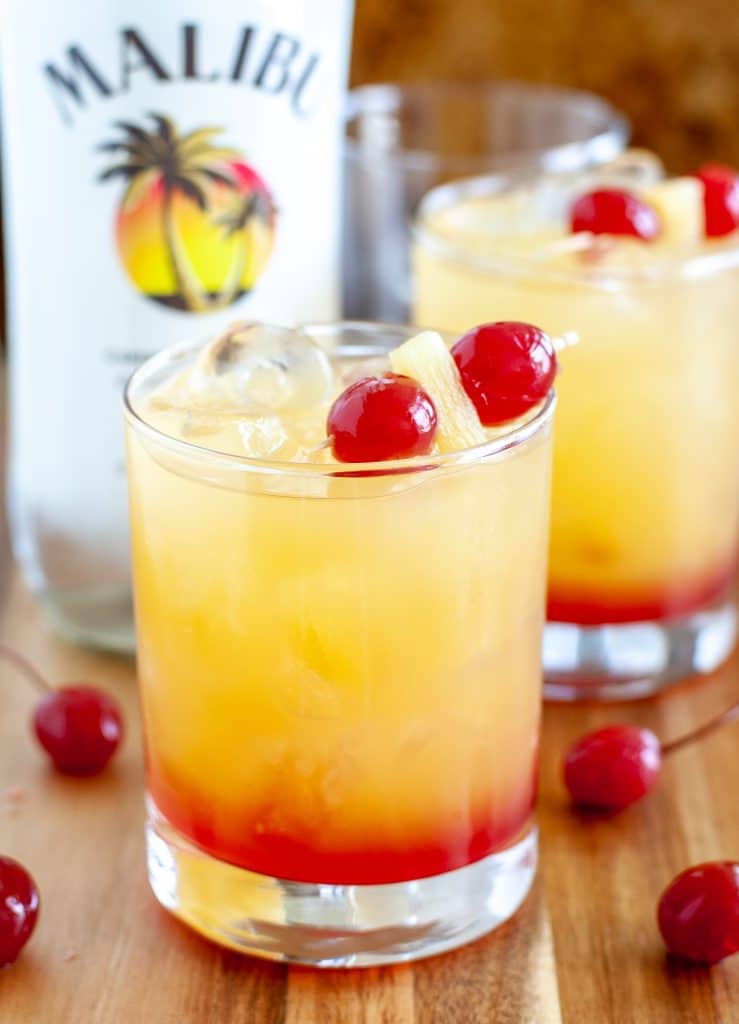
[98,113,276,313]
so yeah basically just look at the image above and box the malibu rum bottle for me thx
[0,1,355,650]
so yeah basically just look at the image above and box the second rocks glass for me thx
[413,159,739,699]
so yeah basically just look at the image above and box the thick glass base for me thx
[38,585,136,655]
[543,599,737,701]
[146,806,537,967]
[9,506,136,653]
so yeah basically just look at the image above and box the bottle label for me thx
[0,1,353,581]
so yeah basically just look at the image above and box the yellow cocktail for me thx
[124,321,553,964]
[414,160,739,697]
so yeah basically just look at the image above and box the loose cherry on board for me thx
[327,373,438,463]
[563,725,661,812]
[658,862,739,964]
[451,321,557,427]
[563,701,739,812]
[0,856,40,967]
[570,188,661,241]
[33,686,123,777]
[0,644,123,776]
[694,165,739,238]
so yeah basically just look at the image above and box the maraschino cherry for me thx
[563,725,661,812]
[33,687,123,777]
[451,321,557,426]
[327,373,437,462]
[0,644,123,776]
[570,188,661,241]
[0,856,39,967]
[694,165,739,238]
[564,701,739,812]
[658,861,739,964]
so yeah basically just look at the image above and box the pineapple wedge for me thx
[389,330,486,453]
[642,177,703,245]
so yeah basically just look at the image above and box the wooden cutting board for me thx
[1,455,738,1022]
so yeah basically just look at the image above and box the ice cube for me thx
[336,355,388,388]
[237,415,289,457]
[579,236,673,282]
[181,410,231,439]
[189,322,335,416]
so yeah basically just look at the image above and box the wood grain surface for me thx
[1,423,739,1022]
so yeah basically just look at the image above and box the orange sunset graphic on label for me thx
[97,113,276,313]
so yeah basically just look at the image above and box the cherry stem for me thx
[662,700,739,756]
[0,644,52,696]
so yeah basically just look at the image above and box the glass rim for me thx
[123,321,556,480]
[343,80,629,176]
[413,171,739,285]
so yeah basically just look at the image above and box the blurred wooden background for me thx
[351,0,739,170]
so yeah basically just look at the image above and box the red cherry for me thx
[33,686,123,776]
[658,862,739,964]
[570,188,661,240]
[327,374,437,463]
[0,856,39,967]
[694,165,739,238]
[563,724,662,811]
[451,321,556,426]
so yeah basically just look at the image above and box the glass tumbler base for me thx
[146,806,537,967]
[38,584,136,655]
[543,599,737,701]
